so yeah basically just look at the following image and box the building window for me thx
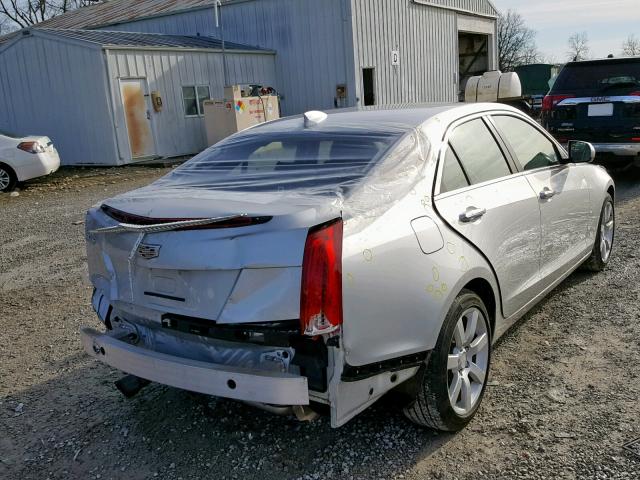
[182,85,211,116]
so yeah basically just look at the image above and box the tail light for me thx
[300,219,343,336]
[17,141,45,154]
[542,94,575,112]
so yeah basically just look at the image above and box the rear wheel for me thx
[0,164,17,192]
[582,194,614,272]
[403,290,491,431]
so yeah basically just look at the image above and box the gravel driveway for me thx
[1,166,639,480]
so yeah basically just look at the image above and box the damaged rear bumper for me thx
[80,327,310,405]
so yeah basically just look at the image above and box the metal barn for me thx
[28,0,499,115]
[0,28,276,165]
[0,0,498,165]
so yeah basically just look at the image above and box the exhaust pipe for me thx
[115,375,150,398]
[242,401,319,421]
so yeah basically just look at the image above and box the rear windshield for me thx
[155,130,404,193]
[553,60,640,94]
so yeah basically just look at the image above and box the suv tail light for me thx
[542,94,575,112]
[17,141,45,154]
[300,219,343,336]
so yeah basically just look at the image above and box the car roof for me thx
[567,56,640,66]
[246,103,514,137]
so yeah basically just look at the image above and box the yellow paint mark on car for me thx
[459,256,469,272]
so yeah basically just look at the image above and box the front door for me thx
[434,118,542,318]
[120,79,156,160]
[525,167,591,281]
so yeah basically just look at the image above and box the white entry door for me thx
[120,79,156,159]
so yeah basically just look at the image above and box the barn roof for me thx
[32,0,217,30]
[0,28,273,54]
[36,28,270,52]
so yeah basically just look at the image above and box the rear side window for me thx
[492,115,559,171]
[449,119,511,185]
[439,148,469,194]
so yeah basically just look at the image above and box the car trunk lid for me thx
[87,188,340,324]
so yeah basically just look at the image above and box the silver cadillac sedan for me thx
[82,103,615,431]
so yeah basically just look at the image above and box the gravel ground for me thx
[1,165,639,480]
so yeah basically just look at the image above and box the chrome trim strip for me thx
[91,214,244,234]
[558,96,640,106]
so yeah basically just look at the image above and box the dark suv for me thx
[542,57,640,164]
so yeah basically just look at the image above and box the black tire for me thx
[403,290,491,431]
[582,193,615,272]
[0,163,17,192]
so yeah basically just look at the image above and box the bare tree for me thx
[498,10,540,71]
[622,34,640,57]
[0,14,11,34]
[0,1,100,29]
[567,32,590,61]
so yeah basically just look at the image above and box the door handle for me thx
[459,207,487,223]
[539,187,556,200]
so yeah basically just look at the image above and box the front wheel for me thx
[403,290,491,431]
[582,193,614,272]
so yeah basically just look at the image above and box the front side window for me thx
[182,85,211,116]
[492,115,559,171]
[449,119,511,185]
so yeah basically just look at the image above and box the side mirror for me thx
[568,140,595,163]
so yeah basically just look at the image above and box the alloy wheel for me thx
[600,201,614,263]
[0,168,10,191]
[447,307,490,416]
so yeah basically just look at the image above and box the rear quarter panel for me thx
[341,180,499,367]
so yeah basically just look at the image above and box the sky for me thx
[492,0,640,61]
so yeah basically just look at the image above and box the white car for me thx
[0,129,61,192]
[82,104,614,431]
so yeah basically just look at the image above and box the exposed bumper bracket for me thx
[81,327,310,405]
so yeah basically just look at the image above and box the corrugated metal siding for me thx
[105,48,276,159]
[352,0,459,105]
[222,0,355,115]
[0,36,118,165]
[98,0,356,116]
[413,0,497,17]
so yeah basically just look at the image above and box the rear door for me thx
[434,117,542,318]
[490,114,592,282]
